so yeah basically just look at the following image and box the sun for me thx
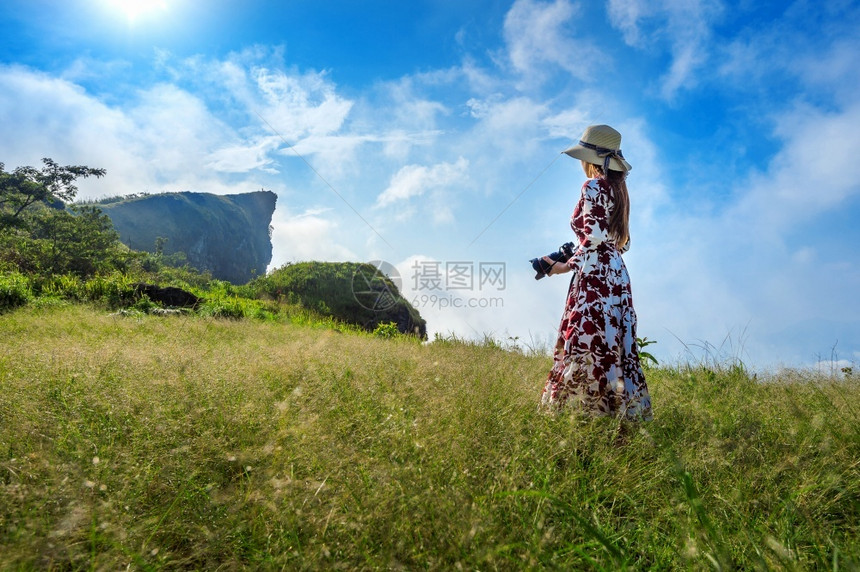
[104,0,168,24]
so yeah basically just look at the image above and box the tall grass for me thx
[0,305,857,570]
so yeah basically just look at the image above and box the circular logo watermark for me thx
[351,260,402,311]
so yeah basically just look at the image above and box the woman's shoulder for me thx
[581,177,608,197]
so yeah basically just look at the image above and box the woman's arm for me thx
[565,180,610,274]
[543,256,572,275]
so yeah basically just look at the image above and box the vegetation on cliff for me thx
[252,261,426,338]
[95,190,277,284]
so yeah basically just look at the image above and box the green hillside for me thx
[253,261,427,338]
[1,304,857,569]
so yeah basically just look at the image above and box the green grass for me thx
[0,305,858,570]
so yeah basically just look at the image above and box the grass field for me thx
[1,303,858,570]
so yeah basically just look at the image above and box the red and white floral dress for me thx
[541,177,652,421]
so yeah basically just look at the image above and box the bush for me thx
[83,272,136,308]
[372,321,400,339]
[198,296,249,319]
[0,272,32,311]
[131,294,159,314]
[29,274,85,302]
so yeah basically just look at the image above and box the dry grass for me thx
[1,304,858,570]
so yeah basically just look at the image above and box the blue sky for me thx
[2,0,859,371]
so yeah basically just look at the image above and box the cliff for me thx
[99,191,277,284]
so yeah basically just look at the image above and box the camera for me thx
[530,242,575,280]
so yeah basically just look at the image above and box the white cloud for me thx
[61,56,132,83]
[126,83,234,174]
[606,0,645,45]
[376,158,470,223]
[503,0,601,84]
[253,66,353,140]
[732,100,860,229]
[465,96,552,160]
[268,206,357,267]
[793,38,860,102]
[206,136,282,173]
[620,93,860,367]
[460,57,506,96]
[0,53,375,199]
[0,65,235,198]
[606,0,725,99]
[718,18,860,107]
[382,76,450,131]
[0,65,140,195]
[150,48,371,175]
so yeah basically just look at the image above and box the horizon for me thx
[1,0,858,370]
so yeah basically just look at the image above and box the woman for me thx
[539,124,652,421]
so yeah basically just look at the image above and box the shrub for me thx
[0,272,32,311]
[198,296,249,319]
[32,274,84,301]
[83,272,136,307]
[372,321,400,339]
[131,294,159,314]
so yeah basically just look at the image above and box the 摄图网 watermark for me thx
[351,260,506,311]
[410,260,505,292]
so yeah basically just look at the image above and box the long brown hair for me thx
[582,161,630,249]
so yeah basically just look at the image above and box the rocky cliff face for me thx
[99,191,277,284]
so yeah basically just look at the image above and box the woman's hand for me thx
[544,256,572,276]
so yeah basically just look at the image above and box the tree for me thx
[0,158,106,223]
[0,158,126,277]
[29,205,126,276]
[154,236,168,256]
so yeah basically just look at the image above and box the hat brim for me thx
[563,144,632,172]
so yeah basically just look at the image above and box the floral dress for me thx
[541,177,652,421]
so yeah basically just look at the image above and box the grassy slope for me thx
[0,305,858,570]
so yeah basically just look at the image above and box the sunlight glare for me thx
[105,0,168,24]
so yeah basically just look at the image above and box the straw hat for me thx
[562,124,632,173]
